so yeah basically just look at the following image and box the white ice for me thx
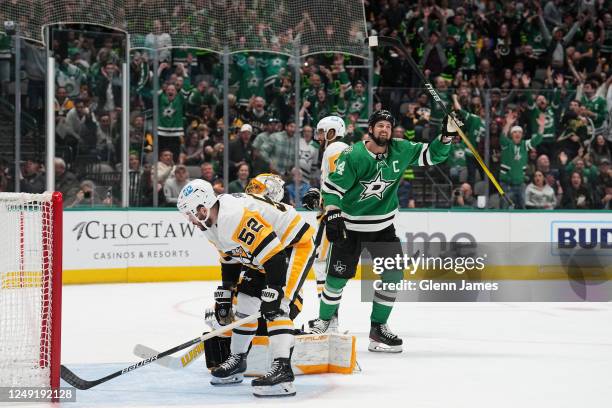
[50,281,612,408]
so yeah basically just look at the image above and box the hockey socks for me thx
[371,269,402,324]
[319,275,347,320]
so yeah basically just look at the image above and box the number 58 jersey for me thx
[204,193,313,270]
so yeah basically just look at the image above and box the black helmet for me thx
[368,109,395,129]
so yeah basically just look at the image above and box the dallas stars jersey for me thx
[158,92,185,137]
[322,138,450,232]
[458,109,485,156]
[526,89,560,141]
[580,94,607,130]
[203,193,313,270]
[500,132,543,185]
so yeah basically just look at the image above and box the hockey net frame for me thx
[0,192,62,389]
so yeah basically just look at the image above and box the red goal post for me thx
[0,192,62,389]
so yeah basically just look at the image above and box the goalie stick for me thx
[367,35,513,208]
[60,312,261,390]
[133,342,203,370]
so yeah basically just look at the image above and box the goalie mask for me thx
[177,179,217,229]
[316,116,346,147]
[245,173,285,202]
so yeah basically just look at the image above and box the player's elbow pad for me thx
[262,250,287,287]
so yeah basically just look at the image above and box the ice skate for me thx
[210,352,247,385]
[368,323,403,353]
[307,317,331,334]
[252,357,296,397]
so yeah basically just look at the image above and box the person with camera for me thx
[452,182,477,208]
[67,180,113,208]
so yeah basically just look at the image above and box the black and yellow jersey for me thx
[204,193,313,270]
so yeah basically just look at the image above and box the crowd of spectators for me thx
[1,0,611,209]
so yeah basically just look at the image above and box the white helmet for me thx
[316,116,346,143]
[245,173,285,202]
[177,179,217,227]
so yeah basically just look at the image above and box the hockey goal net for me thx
[0,192,62,388]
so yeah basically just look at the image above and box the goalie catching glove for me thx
[441,113,461,144]
[214,286,234,325]
[302,188,321,210]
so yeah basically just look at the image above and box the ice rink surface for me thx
[51,281,612,408]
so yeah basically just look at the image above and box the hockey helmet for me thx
[316,115,346,143]
[245,173,285,202]
[368,109,396,129]
[177,179,218,227]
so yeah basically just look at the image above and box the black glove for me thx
[214,286,234,325]
[302,188,321,210]
[441,113,461,144]
[260,285,288,321]
[325,209,347,243]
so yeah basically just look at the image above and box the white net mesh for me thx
[0,0,367,57]
[0,192,56,387]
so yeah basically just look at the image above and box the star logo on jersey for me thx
[333,260,347,275]
[162,106,175,118]
[359,171,393,201]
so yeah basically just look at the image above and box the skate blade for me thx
[252,382,296,397]
[210,373,244,385]
[368,341,403,353]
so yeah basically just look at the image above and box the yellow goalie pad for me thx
[245,333,357,376]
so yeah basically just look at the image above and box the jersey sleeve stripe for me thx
[280,215,301,244]
[420,143,431,166]
[322,181,345,197]
[259,241,285,265]
[251,231,279,259]
[287,223,311,247]
[324,179,347,193]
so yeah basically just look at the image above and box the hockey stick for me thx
[133,341,205,370]
[60,312,261,390]
[368,35,513,208]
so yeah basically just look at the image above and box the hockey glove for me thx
[260,285,289,321]
[325,209,347,243]
[302,188,321,210]
[214,286,234,325]
[441,113,461,144]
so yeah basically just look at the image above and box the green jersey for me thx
[235,57,265,106]
[158,92,185,138]
[580,94,607,130]
[0,33,11,60]
[500,132,543,185]
[526,89,560,141]
[322,137,450,231]
[458,109,485,157]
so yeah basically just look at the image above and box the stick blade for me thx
[133,344,179,369]
[60,364,97,390]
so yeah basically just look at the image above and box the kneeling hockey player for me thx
[177,179,316,397]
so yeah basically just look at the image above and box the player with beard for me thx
[308,110,456,353]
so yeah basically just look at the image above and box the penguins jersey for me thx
[204,193,312,271]
[321,141,349,186]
